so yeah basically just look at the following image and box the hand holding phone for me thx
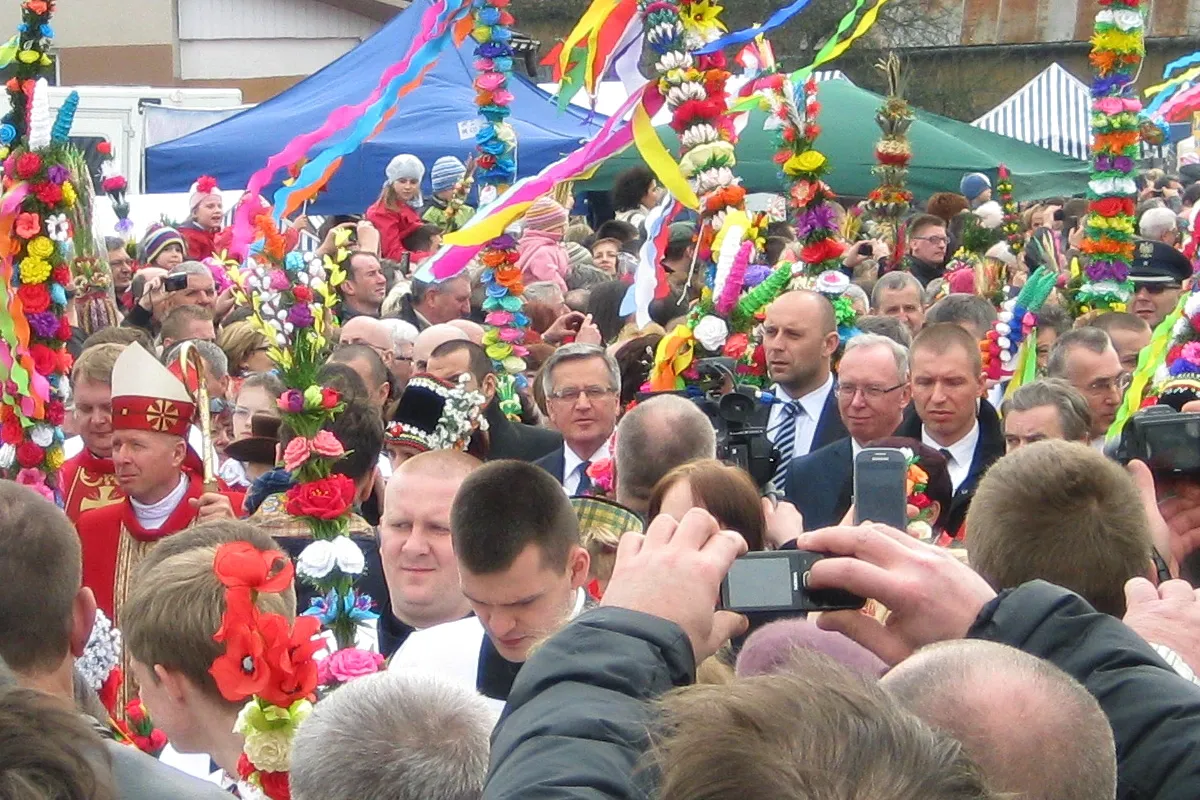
[163,273,189,293]
[719,550,865,613]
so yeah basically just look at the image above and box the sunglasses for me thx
[1133,283,1182,295]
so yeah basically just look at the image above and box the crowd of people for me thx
[4,150,1200,800]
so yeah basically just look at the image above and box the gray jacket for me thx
[90,719,230,800]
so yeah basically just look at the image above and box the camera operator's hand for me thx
[574,313,602,346]
[601,509,748,665]
[1128,459,1179,578]
[542,311,585,345]
[1124,577,1200,675]
[762,498,803,549]
[796,523,997,666]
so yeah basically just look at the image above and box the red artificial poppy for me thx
[258,613,322,708]
[213,541,294,593]
[209,617,271,703]
[96,141,112,157]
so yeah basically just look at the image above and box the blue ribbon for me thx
[693,0,814,55]
[1163,50,1200,80]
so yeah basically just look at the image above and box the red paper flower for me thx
[285,474,355,520]
[320,387,340,410]
[29,343,55,376]
[15,152,42,180]
[17,283,49,313]
[209,617,271,703]
[292,285,313,303]
[799,238,845,265]
[258,613,321,708]
[911,492,932,510]
[57,316,72,341]
[1090,197,1135,217]
[16,441,44,469]
[1,418,23,445]
[96,141,112,157]
[257,770,292,800]
[33,182,62,205]
[51,265,70,285]
[14,212,39,240]
[213,541,295,594]
[46,399,64,426]
[196,175,219,194]
[237,753,256,781]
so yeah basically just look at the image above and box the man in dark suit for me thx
[533,343,621,494]
[763,290,847,490]
[784,333,912,528]
[427,339,561,462]
[894,323,1005,536]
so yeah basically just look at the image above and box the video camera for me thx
[1110,405,1200,475]
[690,358,778,490]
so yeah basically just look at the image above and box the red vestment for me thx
[59,449,124,524]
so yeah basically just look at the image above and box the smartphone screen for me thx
[724,556,795,610]
[853,448,908,531]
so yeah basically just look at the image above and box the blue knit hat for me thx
[959,172,992,202]
[138,225,186,266]
[430,156,467,194]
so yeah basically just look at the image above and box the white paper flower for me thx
[46,214,69,242]
[296,537,365,581]
[1185,292,1200,318]
[681,123,720,150]
[996,323,1011,336]
[997,336,1011,349]
[29,424,54,448]
[694,315,729,352]
[0,444,14,470]
[243,729,292,773]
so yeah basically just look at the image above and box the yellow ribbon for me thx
[632,98,700,211]
[443,200,534,246]
[791,0,891,80]
[558,0,621,81]
[1145,65,1200,97]
[650,325,695,391]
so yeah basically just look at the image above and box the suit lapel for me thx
[811,389,849,452]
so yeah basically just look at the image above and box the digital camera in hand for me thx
[720,550,866,614]
[1110,406,1200,475]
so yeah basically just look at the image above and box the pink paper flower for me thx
[1182,341,1200,366]
[476,72,506,91]
[268,270,290,291]
[498,327,524,342]
[485,311,514,326]
[15,468,53,501]
[1095,98,1124,115]
[317,648,385,686]
[283,437,311,473]
[491,89,515,106]
[310,430,346,459]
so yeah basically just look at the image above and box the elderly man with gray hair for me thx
[290,671,494,800]
[534,343,622,494]
[613,394,717,515]
[1000,378,1093,452]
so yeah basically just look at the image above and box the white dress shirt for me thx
[768,374,835,461]
[923,421,980,494]
[563,441,611,496]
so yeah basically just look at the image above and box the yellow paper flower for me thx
[682,0,727,37]
[26,236,54,259]
[19,256,50,284]
[61,182,77,208]
[45,446,64,471]
[783,150,827,177]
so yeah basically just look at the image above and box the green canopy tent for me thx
[584,79,1089,201]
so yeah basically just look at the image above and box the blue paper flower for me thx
[285,251,306,274]
[50,282,66,307]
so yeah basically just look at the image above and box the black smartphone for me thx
[857,242,872,256]
[163,273,189,292]
[853,448,908,530]
[398,251,411,276]
[719,550,865,613]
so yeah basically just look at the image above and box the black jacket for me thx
[395,294,431,332]
[971,581,1200,800]
[485,608,689,800]
[483,400,561,463]
[769,384,848,464]
[894,398,1004,535]
[783,437,853,528]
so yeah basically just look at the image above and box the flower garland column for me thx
[864,54,913,254]
[0,0,55,157]
[1077,0,1144,314]
[472,0,528,418]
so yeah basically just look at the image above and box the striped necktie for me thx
[772,401,804,490]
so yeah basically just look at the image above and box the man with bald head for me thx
[448,319,485,344]
[328,344,392,415]
[413,323,468,372]
[377,450,480,657]
[614,394,717,515]
[340,315,398,374]
[763,290,847,488]
[884,640,1118,800]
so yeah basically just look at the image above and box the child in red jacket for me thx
[366,154,426,261]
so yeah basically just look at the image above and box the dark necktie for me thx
[576,460,594,495]
[772,402,804,489]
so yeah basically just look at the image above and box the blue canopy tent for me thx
[145,0,603,214]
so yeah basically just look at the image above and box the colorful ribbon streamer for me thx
[231,0,471,254]
[790,0,889,82]
[694,0,815,55]
[629,192,681,328]
[632,87,699,211]
[1110,291,1189,439]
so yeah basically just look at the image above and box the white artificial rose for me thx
[30,424,54,447]
[694,315,729,352]
[0,444,15,469]
[296,540,337,580]
[243,729,292,774]
[330,536,365,575]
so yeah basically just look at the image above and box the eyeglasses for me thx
[1086,373,1132,394]
[549,386,617,403]
[914,235,949,245]
[1133,283,1182,295]
[836,383,907,400]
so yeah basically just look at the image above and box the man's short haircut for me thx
[411,274,468,306]
[615,395,717,508]
[329,343,389,392]
[344,250,382,282]
[872,271,923,309]
[170,261,210,280]
[451,460,581,575]
[843,332,910,380]
[595,219,639,244]
[1087,310,1152,337]
[1035,303,1074,337]
[1139,206,1179,240]
[315,362,370,404]
[907,213,947,238]
[966,440,1151,616]
[651,650,994,800]
[855,314,913,347]
[911,323,983,375]
[924,295,997,339]
[429,339,495,382]
[70,343,123,390]
[523,281,566,306]
[540,342,621,397]
[123,544,293,702]
[0,484,81,672]
[396,449,482,484]
[104,236,126,254]
[159,303,213,343]
[566,263,610,291]
[80,326,152,352]
[281,397,383,483]
[163,338,229,381]
[1045,327,1114,379]
[884,640,1117,800]
[0,686,117,799]
[401,225,442,253]
[1184,182,1200,207]
[290,671,492,800]
[1000,379,1092,442]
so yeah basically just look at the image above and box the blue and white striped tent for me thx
[973,63,1091,161]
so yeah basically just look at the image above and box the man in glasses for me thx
[1046,327,1129,451]
[1128,238,1190,331]
[901,214,950,287]
[782,334,911,529]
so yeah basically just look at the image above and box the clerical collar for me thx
[129,474,189,531]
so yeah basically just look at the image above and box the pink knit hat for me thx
[523,196,568,232]
[189,175,221,210]
[735,618,888,679]
[945,267,977,294]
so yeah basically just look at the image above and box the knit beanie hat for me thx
[564,241,593,271]
[139,225,186,265]
[735,618,887,679]
[188,175,220,210]
[523,196,569,233]
[959,172,991,202]
[430,156,467,194]
[385,154,425,186]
